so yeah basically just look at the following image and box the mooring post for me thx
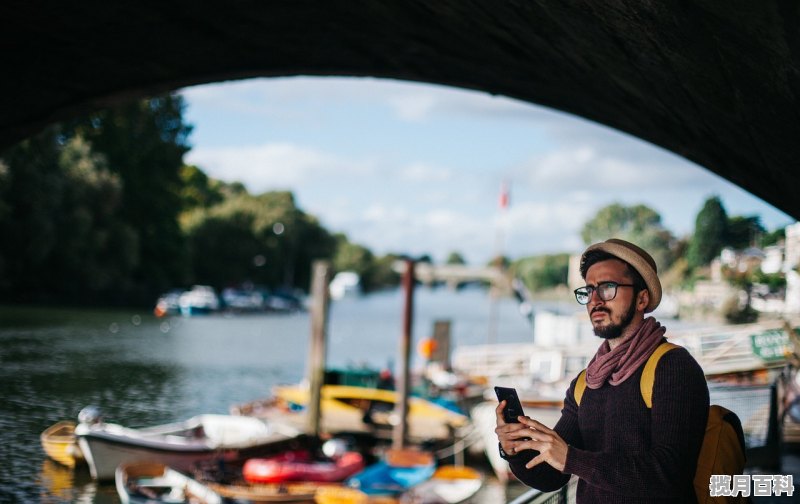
[393,258,415,450]
[308,260,331,437]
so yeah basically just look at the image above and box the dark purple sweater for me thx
[507,343,709,503]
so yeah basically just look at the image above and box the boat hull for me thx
[40,421,84,468]
[115,462,222,504]
[76,415,303,481]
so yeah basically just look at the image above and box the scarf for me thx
[584,316,666,389]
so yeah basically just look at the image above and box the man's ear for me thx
[637,289,649,311]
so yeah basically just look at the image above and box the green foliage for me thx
[687,196,728,269]
[332,234,400,291]
[68,94,193,301]
[445,251,466,265]
[183,191,337,291]
[726,215,765,250]
[0,129,137,303]
[511,253,570,291]
[581,202,676,271]
[760,227,785,248]
[179,164,224,210]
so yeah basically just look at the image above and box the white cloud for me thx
[185,143,375,192]
[397,162,452,182]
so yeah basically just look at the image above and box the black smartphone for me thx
[494,386,525,423]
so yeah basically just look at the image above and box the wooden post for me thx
[308,260,331,437]
[393,258,415,449]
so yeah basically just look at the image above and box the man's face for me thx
[584,258,641,339]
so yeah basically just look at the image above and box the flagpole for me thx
[488,180,510,347]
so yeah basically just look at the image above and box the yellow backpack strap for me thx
[574,369,587,406]
[640,342,680,408]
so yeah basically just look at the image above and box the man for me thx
[496,238,709,503]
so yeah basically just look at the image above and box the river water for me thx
[0,287,563,503]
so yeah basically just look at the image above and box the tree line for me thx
[0,94,399,307]
[0,92,786,308]
[510,199,787,304]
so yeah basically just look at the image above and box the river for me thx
[0,286,564,502]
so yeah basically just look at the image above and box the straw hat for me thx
[581,238,662,313]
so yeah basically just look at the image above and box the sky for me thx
[180,77,794,265]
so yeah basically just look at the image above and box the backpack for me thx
[574,342,748,504]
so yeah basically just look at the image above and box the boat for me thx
[346,449,436,497]
[178,285,220,315]
[154,290,183,317]
[233,385,470,443]
[115,462,222,504]
[330,272,361,300]
[40,420,84,468]
[399,465,483,504]
[207,481,343,503]
[243,449,365,483]
[75,407,304,481]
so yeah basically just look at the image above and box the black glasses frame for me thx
[574,281,635,305]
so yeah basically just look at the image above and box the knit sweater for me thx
[506,342,709,503]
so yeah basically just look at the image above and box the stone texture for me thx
[1,1,799,218]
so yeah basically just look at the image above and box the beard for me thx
[592,297,637,340]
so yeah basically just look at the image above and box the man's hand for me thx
[517,417,568,472]
[494,400,537,457]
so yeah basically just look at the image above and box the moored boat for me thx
[207,481,342,502]
[75,407,303,481]
[234,385,470,444]
[115,461,222,504]
[178,285,220,315]
[40,420,84,468]
[399,465,483,504]
[346,449,436,497]
[243,449,365,484]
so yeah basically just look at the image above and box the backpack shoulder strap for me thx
[574,369,587,406]
[640,342,680,408]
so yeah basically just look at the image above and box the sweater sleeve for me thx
[507,376,583,492]
[562,348,709,498]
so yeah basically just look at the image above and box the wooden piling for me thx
[308,260,331,437]
[393,258,415,449]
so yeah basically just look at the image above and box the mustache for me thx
[591,307,610,315]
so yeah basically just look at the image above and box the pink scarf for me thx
[585,317,666,389]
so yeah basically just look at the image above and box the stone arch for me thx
[2,1,799,218]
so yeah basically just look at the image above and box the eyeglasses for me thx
[574,282,634,305]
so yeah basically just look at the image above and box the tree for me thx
[726,215,765,250]
[69,94,193,302]
[687,196,728,269]
[581,203,676,271]
[512,253,570,291]
[0,129,137,303]
[445,251,467,265]
[182,190,337,292]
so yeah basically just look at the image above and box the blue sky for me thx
[180,77,794,265]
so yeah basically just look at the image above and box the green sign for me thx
[750,328,791,362]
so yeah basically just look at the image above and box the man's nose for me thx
[588,289,604,306]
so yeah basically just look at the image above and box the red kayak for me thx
[243,450,365,484]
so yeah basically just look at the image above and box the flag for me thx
[499,180,510,210]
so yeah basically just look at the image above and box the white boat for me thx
[75,407,302,481]
[178,285,220,315]
[400,465,484,504]
[115,462,222,504]
[329,271,361,300]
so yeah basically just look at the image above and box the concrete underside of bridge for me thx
[2,1,799,219]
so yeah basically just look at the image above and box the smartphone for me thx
[494,386,525,423]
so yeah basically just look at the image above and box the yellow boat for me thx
[40,421,84,468]
[238,385,469,443]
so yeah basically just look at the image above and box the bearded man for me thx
[495,239,709,503]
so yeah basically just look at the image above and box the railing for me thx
[508,476,577,504]
[668,318,799,376]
